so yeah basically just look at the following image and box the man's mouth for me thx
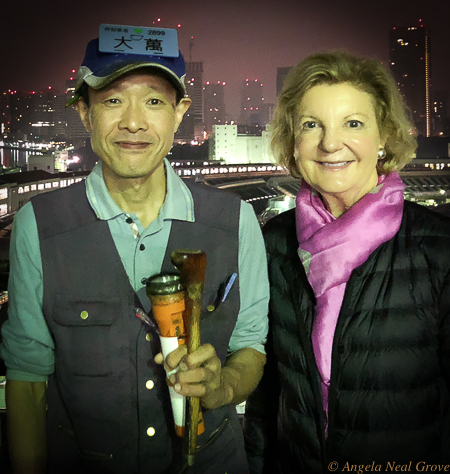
[116,141,151,150]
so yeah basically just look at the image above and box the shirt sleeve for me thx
[228,201,269,355]
[0,202,54,381]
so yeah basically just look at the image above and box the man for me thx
[0,26,269,474]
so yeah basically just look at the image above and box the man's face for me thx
[75,71,190,183]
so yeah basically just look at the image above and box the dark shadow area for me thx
[0,264,10,471]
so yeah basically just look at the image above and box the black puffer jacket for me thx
[244,201,450,473]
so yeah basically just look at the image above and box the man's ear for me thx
[73,99,91,133]
[174,97,192,132]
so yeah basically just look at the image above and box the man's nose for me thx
[319,127,344,154]
[118,103,148,132]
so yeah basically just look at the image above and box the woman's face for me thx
[294,83,384,215]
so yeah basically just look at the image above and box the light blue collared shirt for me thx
[1,159,269,382]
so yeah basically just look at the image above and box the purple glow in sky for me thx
[2,0,449,117]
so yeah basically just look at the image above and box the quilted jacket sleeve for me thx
[243,212,295,473]
[243,322,280,474]
[441,268,450,391]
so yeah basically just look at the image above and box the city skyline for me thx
[2,0,450,117]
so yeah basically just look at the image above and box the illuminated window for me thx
[45,182,51,189]
[38,183,44,190]
[52,182,59,188]
[68,179,74,185]
[31,184,37,191]
[24,186,30,193]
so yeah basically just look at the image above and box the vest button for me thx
[146,380,154,390]
[147,427,156,437]
[146,333,153,342]
[139,244,145,251]
[80,311,89,320]
[126,217,133,224]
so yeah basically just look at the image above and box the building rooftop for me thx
[0,170,88,186]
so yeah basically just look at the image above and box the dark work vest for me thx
[31,179,247,474]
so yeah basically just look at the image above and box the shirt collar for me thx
[86,158,195,224]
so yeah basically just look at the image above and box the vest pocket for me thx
[50,296,122,377]
[200,283,239,364]
[194,416,247,473]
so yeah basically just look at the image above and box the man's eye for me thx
[149,98,162,105]
[348,120,363,128]
[105,98,120,105]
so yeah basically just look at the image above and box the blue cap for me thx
[68,38,186,105]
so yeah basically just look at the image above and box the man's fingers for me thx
[204,355,221,373]
[183,343,216,368]
[171,354,221,384]
[171,355,222,396]
[173,382,207,398]
[203,357,222,390]
[164,343,216,372]
[172,367,209,384]
[165,345,188,371]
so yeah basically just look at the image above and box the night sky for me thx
[2,0,450,117]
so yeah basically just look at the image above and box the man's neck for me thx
[102,162,167,229]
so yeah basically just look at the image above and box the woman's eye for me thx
[302,121,317,129]
[348,120,363,128]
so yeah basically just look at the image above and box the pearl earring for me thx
[378,149,386,159]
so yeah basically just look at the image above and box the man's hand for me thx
[155,343,230,409]
[155,344,266,410]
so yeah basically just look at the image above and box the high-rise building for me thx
[203,81,227,134]
[389,20,431,136]
[31,88,58,141]
[53,94,67,140]
[177,61,204,141]
[0,92,11,136]
[432,91,449,136]
[239,79,269,128]
[276,67,292,96]
[7,91,35,140]
[64,74,90,146]
[209,124,274,163]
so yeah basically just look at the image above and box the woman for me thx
[244,52,450,473]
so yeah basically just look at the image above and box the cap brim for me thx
[66,62,186,107]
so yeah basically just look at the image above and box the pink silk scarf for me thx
[295,172,405,420]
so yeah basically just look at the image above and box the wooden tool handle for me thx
[171,249,207,466]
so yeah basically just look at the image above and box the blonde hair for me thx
[272,51,417,178]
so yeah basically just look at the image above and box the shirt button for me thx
[126,217,133,224]
[80,311,89,320]
[146,333,153,342]
[146,380,154,390]
[147,427,156,437]
[140,244,145,251]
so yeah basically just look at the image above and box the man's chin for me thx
[102,160,165,182]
